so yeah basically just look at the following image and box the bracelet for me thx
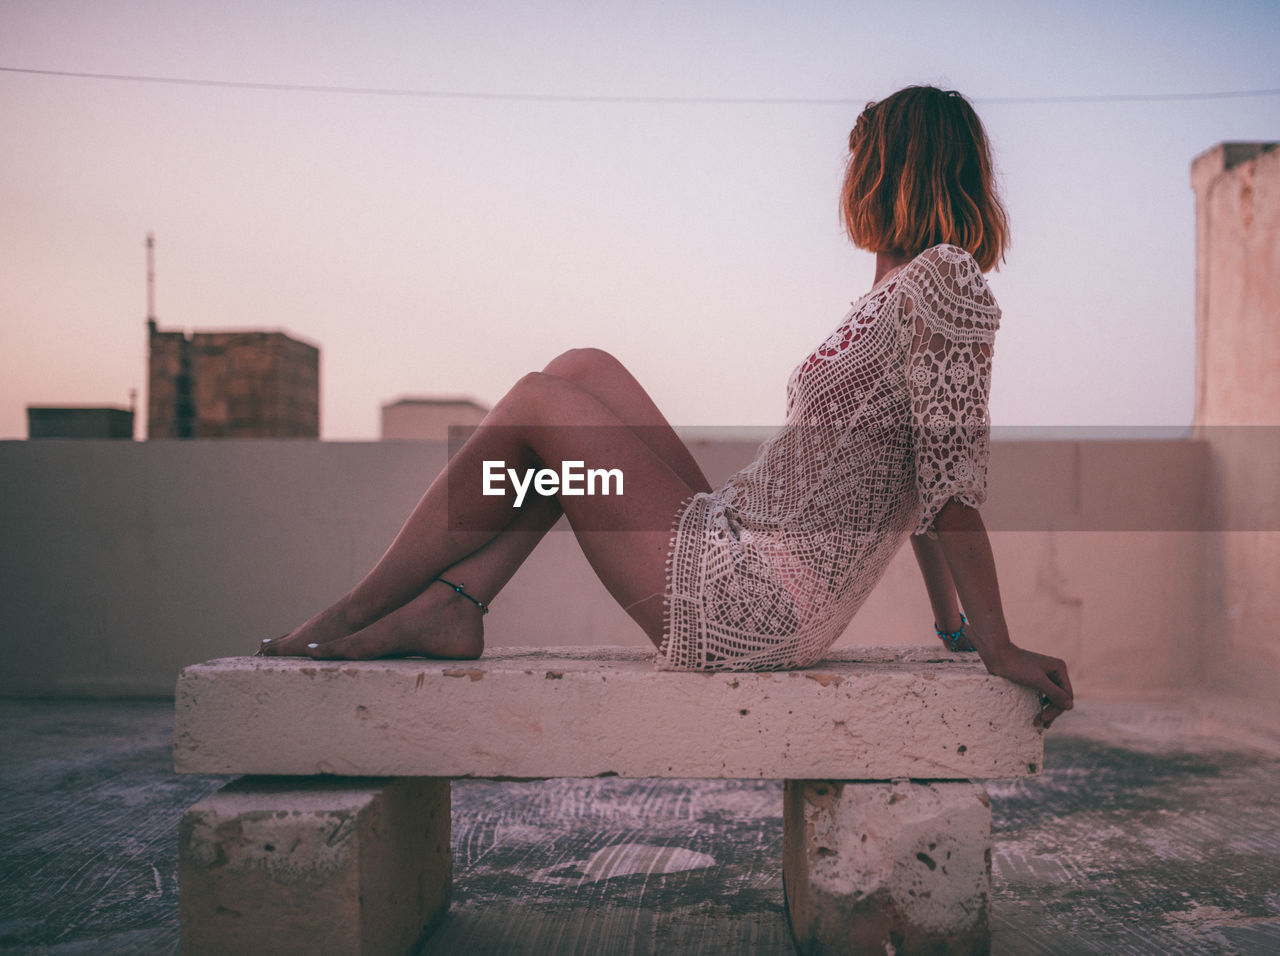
[934,614,969,652]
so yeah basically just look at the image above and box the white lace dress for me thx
[658,243,999,671]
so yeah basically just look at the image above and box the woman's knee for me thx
[501,369,559,402]
[542,347,624,385]
[496,370,584,422]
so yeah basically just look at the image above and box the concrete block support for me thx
[179,776,450,956]
[783,779,992,955]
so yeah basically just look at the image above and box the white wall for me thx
[1192,143,1280,703]
[0,438,1211,697]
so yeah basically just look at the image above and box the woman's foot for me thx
[255,634,286,657]
[300,581,485,661]
[258,599,357,657]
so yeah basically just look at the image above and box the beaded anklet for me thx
[435,577,490,615]
[934,614,971,652]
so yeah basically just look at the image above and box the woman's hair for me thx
[840,85,1009,272]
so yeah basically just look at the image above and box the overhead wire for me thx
[2,65,1278,105]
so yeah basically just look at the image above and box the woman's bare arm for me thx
[910,532,965,637]
[930,499,1074,727]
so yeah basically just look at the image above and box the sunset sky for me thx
[2,0,1276,439]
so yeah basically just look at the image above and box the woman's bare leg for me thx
[264,352,706,658]
[262,485,563,658]
[292,493,563,660]
[541,348,710,493]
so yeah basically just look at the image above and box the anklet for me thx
[435,577,490,615]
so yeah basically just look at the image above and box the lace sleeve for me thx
[898,245,1000,536]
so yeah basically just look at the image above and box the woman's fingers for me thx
[990,645,1073,728]
[1039,671,1072,712]
[1032,655,1073,729]
[1049,658,1074,706]
[1035,702,1064,729]
[1036,656,1073,713]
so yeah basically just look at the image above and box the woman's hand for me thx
[983,643,1073,729]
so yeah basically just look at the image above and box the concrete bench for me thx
[174,646,1042,954]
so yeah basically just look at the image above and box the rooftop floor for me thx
[2,694,1278,954]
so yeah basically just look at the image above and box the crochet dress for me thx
[658,243,999,671]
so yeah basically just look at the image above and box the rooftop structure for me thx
[26,405,135,440]
[380,396,489,440]
[147,323,320,438]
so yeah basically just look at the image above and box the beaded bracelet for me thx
[934,614,971,652]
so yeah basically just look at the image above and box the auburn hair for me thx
[840,86,1009,272]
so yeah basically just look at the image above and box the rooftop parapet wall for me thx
[0,438,1211,698]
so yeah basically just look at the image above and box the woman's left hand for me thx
[983,643,1073,728]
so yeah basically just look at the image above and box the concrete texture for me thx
[179,777,449,955]
[173,647,1042,779]
[0,437,1217,699]
[3,696,1279,954]
[783,780,992,954]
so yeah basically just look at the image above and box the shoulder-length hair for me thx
[840,86,1009,272]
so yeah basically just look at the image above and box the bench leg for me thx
[180,776,451,955]
[783,779,991,955]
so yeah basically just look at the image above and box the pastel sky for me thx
[2,0,1277,439]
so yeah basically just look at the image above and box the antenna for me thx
[146,233,157,328]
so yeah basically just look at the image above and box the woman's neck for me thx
[873,249,912,286]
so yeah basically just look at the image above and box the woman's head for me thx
[840,85,1009,272]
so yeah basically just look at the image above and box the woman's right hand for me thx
[983,643,1073,729]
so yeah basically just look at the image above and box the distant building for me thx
[380,397,489,441]
[27,406,135,439]
[147,322,319,438]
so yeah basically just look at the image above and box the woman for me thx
[261,85,1073,729]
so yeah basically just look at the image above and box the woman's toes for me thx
[260,633,320,657]
[303,631,400,661]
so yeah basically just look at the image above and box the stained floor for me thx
[1,696,1278,954]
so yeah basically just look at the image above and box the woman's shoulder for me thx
[906,243,986,284]
[899,243,1000,325]
[901,244,998,304]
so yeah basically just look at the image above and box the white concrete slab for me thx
[175,646,1042,780]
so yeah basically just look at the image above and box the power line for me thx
[2,65,1278,105]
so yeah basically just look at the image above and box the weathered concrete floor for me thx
[1,697,1278,954]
